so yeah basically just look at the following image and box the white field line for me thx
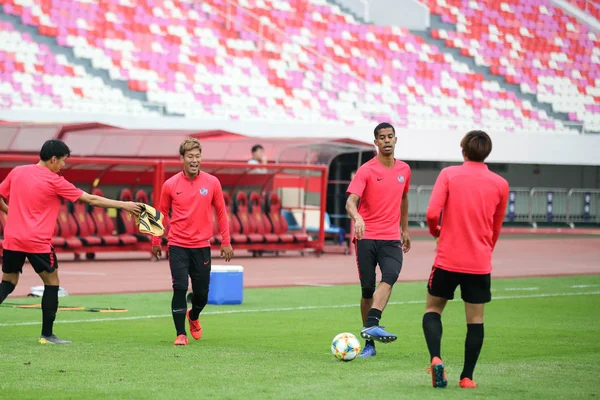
[1,291,599,328]
[503,287,539,291]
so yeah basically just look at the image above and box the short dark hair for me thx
[39,139,71,161]
[251,144,264,153]
[461,130,492,162]
[374,122,395,138]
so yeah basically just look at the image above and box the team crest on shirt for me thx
[398,175,405,183]
[200,188,208,196]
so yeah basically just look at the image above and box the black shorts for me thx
[427,266,491,304]
[2,248,59,274]
[168,245,211,291]
[354,239,403,291]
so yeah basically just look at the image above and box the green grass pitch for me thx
[0,275,599,399]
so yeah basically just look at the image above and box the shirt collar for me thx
[463,161,488,170]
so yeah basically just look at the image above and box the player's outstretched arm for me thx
[346,194,365,240]
[0,197,7,214]
[78,192,141,215]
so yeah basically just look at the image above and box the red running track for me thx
[6,237,599,298]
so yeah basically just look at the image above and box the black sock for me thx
[189,281,209,320]
[422,312,443,361]
[365,339,375,348]
[41,285,59,337]
[461,323,484,380]
[0,280,16,304]
[365,308,382,327]
[171,289,187,335]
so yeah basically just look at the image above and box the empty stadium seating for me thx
[0,0,580,132]
[568,0,600,21]
[424,0,600,131]
[0,20,156,115]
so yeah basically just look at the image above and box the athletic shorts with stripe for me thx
[427,266,491,304]
[2,248,58,274]
[354,238,403,299]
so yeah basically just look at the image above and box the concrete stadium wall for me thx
[1,109,599,166]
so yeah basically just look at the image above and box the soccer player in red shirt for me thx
[346,122,412,358]
[422,131,509,389]
[151,138,233,346]
[0,139,140,344]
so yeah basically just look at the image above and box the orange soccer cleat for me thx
[427,357,448,388]
[459,378,477,388]
[174,334,188,346]
[187,309,202,340]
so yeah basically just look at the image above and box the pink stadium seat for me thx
[0,20,154,114]
[0,0,584,131]
[423,0,600,130]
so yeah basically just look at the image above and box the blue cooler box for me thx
[208,265,244,305]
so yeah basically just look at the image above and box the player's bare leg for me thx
[460,303,485,388]
[360,297,372,326]
[0,272,18,305]
[423,294,449,388]
[371,282,392,312]
[37,270,71,344]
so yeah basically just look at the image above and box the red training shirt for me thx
[346,157,411,240]
[426,161,509,274]
[151,171,230,248]
[0,164,83,253]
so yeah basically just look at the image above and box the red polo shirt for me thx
[0,164,83,253]
[151,171,230,248]
[346,158,411,240]
[426,162,509,274]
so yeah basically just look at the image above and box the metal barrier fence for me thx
[403,186,599,225]
[530,188,570,224]
[326,186,599,229]
[567,189,600,224]
[505,188,531,223]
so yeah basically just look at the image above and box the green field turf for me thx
[1,275,599,399]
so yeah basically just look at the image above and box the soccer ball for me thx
[331,332,361,361]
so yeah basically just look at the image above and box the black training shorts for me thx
[427,266,491,304]
[354,239,403,290]
[168,245,211,291]
[2,248,59,274]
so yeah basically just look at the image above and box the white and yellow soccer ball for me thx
[331,332,361,361]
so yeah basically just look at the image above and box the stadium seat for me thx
[90,188,135,246]
[0,21,155,115]
[265,192,301,243]
[56,203,83,249]
[249,192,280,243]
[0,0,581,132]
[71,201,103,246]
[234,191,266,243]
[116,188,141,244]
[422,0,600,131]
[222,192,248,244]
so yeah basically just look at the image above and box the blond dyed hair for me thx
[179,138,202,156]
